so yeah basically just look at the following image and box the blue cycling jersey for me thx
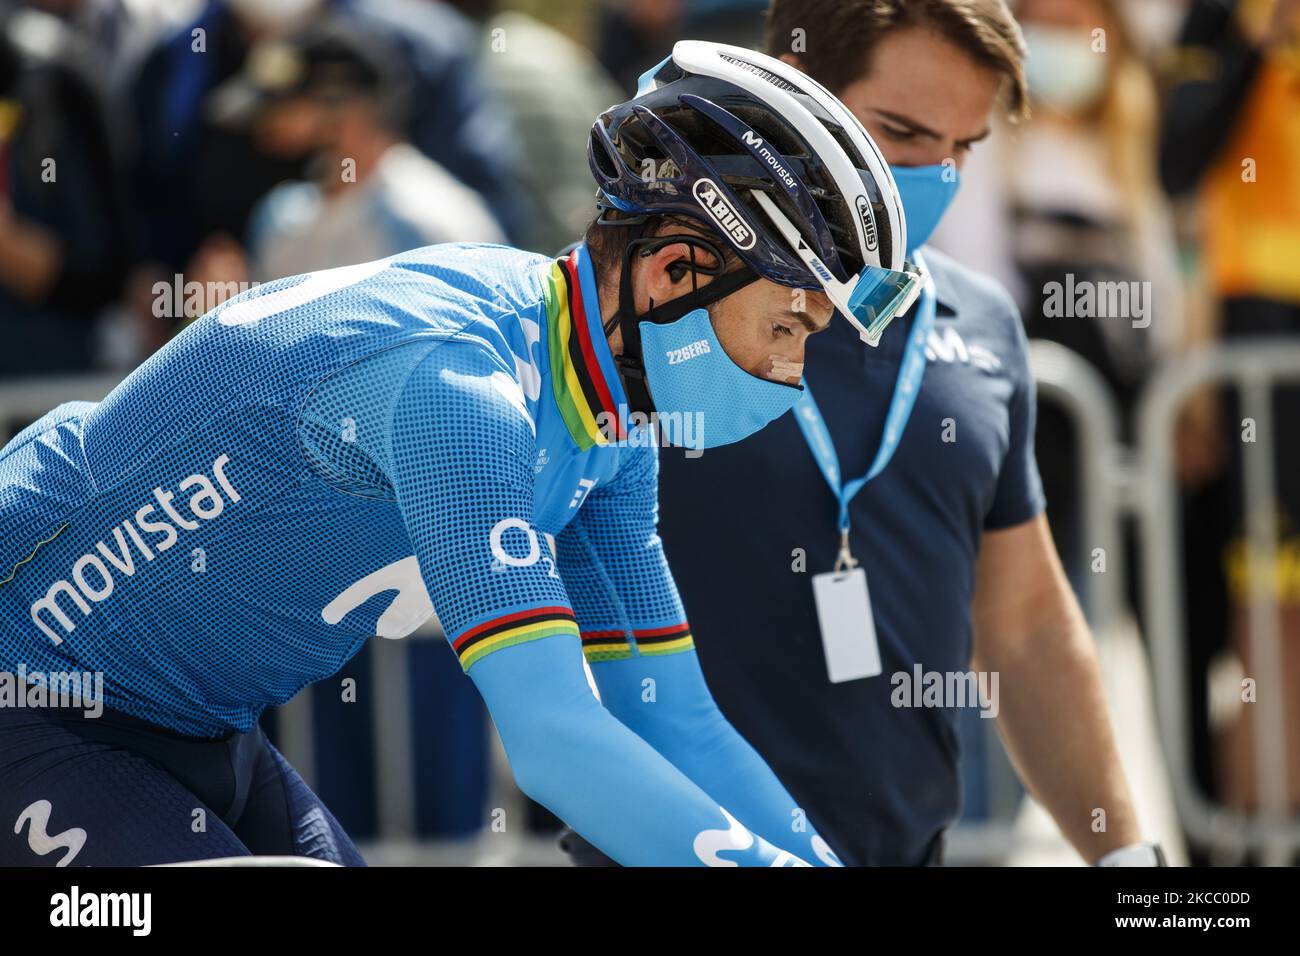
[2,244,629,729]
[0,242,841,867]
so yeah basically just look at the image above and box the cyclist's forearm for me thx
[591,650,843,866]
[470,637,811,867]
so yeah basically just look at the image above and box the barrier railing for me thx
[1137,339,1300,864]
[0,374,122,424]
[1027,340,1130,633]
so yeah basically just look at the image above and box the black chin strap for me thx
[605,232,760,415]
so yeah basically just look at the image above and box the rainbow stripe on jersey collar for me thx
[542,245,628,450]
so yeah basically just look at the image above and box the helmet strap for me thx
[607,230,759,415]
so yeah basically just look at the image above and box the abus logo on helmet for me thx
[692,178,756,250]
[856,196,878,253]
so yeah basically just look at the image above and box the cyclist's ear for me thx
[638,241,707,307]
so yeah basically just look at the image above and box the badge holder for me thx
[811,530,881,683]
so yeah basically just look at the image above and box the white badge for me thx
[811,567,882,683]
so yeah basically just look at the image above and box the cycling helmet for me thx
[588,40,922,348]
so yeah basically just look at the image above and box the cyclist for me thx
[0,41,918,867]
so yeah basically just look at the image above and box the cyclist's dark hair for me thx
[583,210,744,294]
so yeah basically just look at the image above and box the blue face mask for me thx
[638,307,802,451]
[889,164,962,253]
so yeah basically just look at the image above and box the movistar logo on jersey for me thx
[692,808,811,867]
[16,800,87,868]
[30,454,241,645]
[925,326,1002,373]
[692,178,756,250]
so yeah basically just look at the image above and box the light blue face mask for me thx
[638,307,802,451]
[889,164,962,253]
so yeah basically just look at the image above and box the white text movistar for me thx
[30,454,240,645]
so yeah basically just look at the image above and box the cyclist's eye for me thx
[772,322,794,338]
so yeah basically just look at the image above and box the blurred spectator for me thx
[222,21,502,282]
[595,0,684,93]
[1159,0,1300,830]
[681,0,767,50]
[0,3,128,375]
[1123,0,1199,61]
[933,0,1184,583]
[18,0,201,103]
[450,0,621,254]
[126,0,528,345]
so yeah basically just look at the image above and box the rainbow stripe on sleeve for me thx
[453,606,581,671]
[580,623,694,663]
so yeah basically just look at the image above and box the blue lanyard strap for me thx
[794,251,937,534]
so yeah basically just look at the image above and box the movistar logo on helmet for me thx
[856,195,878,253]
[740,130,797,193]
[692,178,756,250]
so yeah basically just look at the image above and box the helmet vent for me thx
[716,53,803,95]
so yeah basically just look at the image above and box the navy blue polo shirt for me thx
[656,246,1045,866]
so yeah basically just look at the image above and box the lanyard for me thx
[794,252,936,568]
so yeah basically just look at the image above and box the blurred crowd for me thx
[0,0,1278,377]
[1,0,1298,856]
[0,0,757,375]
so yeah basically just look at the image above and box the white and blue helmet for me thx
[589,40,921,345]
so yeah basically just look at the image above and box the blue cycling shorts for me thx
[0,703,364,867]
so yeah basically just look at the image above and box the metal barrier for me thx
[5,340,1300,865]
[0,374,122,424]
[1137,339,1300,864]
[1027,340,1130,633]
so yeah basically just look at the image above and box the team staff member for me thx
[562,0,1164,867]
